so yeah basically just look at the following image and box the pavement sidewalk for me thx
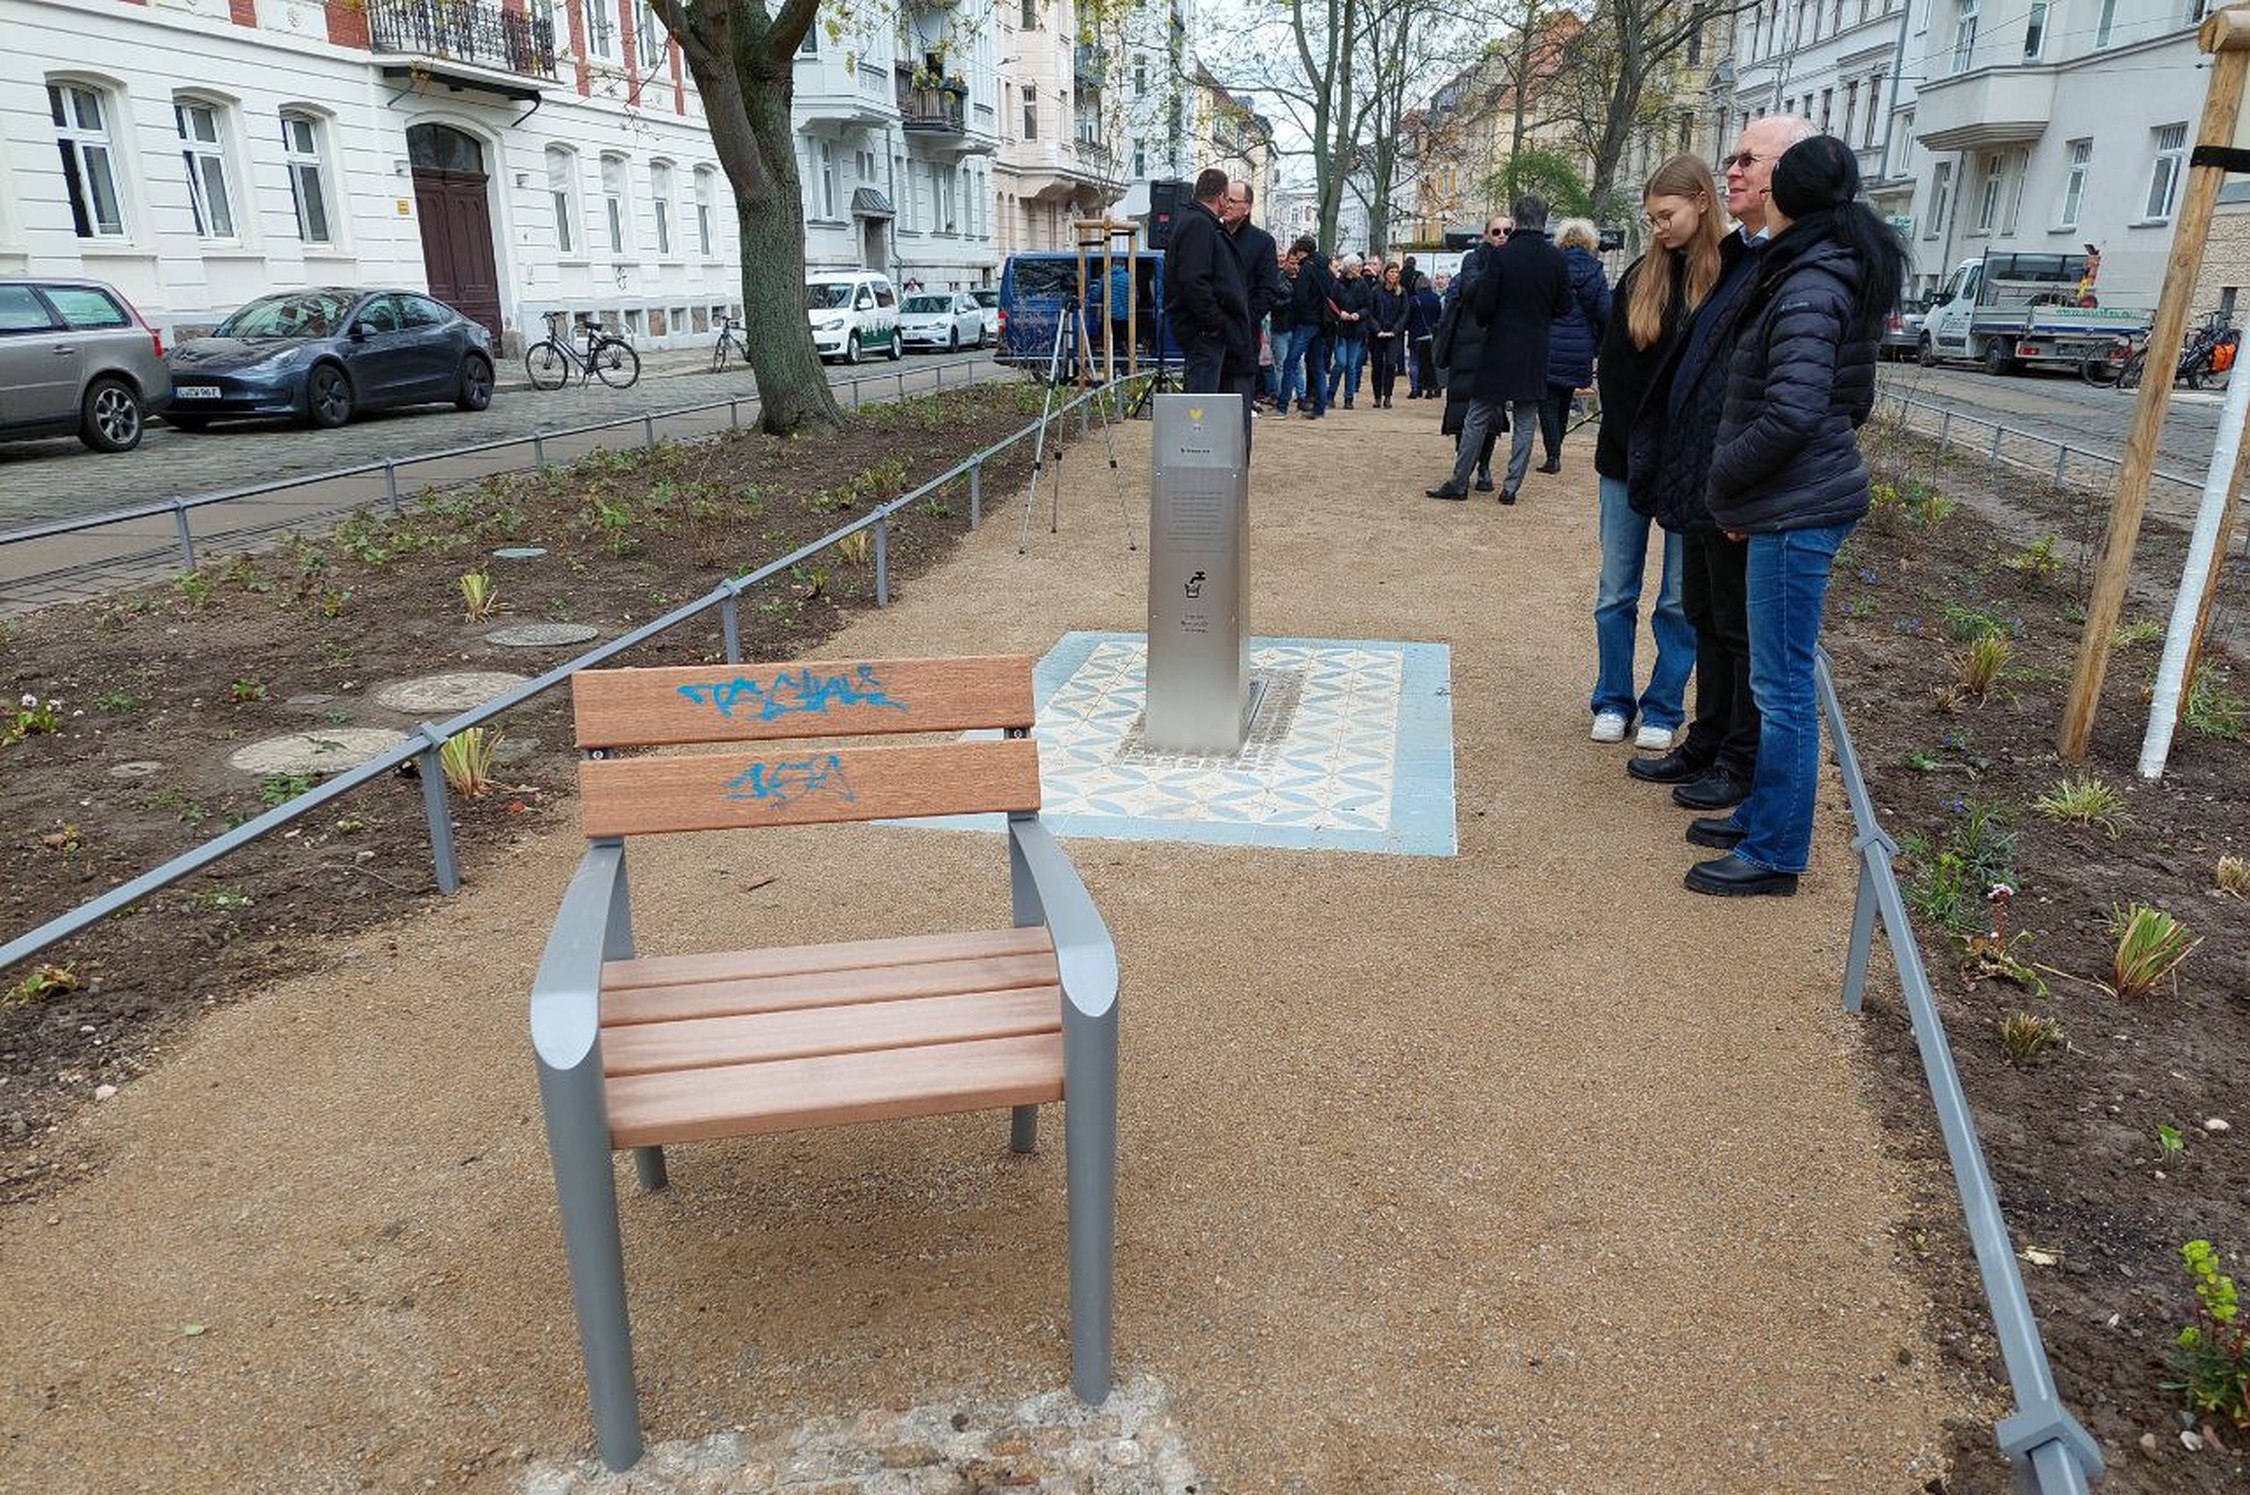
[0,401,1973,1493]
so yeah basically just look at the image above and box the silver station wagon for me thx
[0,276,172,453]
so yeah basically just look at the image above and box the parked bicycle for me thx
[525,311,642,391]
[2083,309,2239,391]
[709,315,750,372]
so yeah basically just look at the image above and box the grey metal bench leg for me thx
[538,1061,643,1472]
[1010,1105,1040,1154]
[1063,1011,1117,1405]
[633,1146,668,1191]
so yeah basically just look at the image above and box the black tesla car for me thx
[164,287,495,430]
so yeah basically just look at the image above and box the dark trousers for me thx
[1370,336,1400,400]
[1538,384,1575,461]
[1300,334,1331,412]
[1678,527,1759,777]
[1412,338,1436,396]
[1183,341,1226,394]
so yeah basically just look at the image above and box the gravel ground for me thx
[0,400,1978,1494]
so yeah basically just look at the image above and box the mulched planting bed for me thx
[0,380,1061,1199]
[1831,428,2249,1492]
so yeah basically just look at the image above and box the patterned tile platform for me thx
[904,631,1455,857]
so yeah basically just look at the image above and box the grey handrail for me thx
[0,373,1148,975]
[1818,650,2103,1493]
[1874,385,2201,497]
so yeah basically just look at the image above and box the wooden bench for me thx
[530,655,1118,1472]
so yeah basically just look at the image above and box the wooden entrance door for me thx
[413,169,502,343]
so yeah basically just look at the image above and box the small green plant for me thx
[2184,666,2247,741]
[2107,902,2198,999]
[1958,884,2046,996]
[2166,1240,2248,1429]
[2218,854,2250,898]
[40,822,83,855]
[93,690,137,714]
[1846,594,1880,619]
[316,587,353,619]
[917,495,956,520]
[459,568,500,622]
[833,529,873,566]
[201,889,254,912]
[807,483,852,515]
[1903,748,1941,773]
[2158,1124,2186,1160]
[173,570,217,607]
[228,679,267,704]
[2002,533,2063,587]
[1955,633,2012,700]
[439,726,503,798]
[2,693,62,748]
[1996,1012,2062,1066]
[1941,601,2015,642]
[2112,618,2165,649]
[792,563,830,600]
[4,963,80,1005]
[1902,805,2017,936]
[149,788,209,828]
[259,773,315,806]
[2033,774,2131,838]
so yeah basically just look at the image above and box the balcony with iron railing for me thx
[366,0,561,80]
[897,71,974,138]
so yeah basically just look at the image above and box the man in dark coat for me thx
[1162,166,1256,448]
[1224,178,1289,411]
[1428,195,1568,504]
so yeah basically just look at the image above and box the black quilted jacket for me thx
[1626,234,1763,534]
[1706,230,1879,534]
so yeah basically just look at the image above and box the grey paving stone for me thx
[227,727,410,776]
[487,622,599,648]
[374,671,530,716]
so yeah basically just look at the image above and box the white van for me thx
[805,271,900,364]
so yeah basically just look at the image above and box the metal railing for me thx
[1874,385,2205,509]
[0,374,1147,976]
[366,0,559,78]
[1818,650,2104,1494]
[0,360,1015,609]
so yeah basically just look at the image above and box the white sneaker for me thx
[1591,711,1630,744]
[1634,722,1676,751]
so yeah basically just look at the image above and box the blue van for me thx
[994,252,1181,372]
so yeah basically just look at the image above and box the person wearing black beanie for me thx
[1681,134,1907,899]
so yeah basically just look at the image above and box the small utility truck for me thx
[1916,253,2150,375]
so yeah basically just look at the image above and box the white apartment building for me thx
[1105,0,1199,220]
[1,0,747,351]
[791,0,1000,288]
[1897,0,2206,302]
[990,0,1117,256]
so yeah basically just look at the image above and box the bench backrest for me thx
[571,656,1039,837]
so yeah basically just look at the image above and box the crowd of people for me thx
[1161,124,1907,898]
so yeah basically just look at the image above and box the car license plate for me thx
[175,385,220,399]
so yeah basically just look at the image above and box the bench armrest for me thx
[1008,814,1118,1021]
[531,840,629,1072]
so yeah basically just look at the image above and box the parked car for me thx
[1880,293,1932,361]
[163,288,495,430]
[0,275,171,453]
[897,290,986,353]
[969,288,1000,346]
[805,271,900,364]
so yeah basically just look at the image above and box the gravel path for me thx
[0,400,1977,1493]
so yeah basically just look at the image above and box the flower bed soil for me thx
[0,381,1058,1201]
[1828,435,2249,1492]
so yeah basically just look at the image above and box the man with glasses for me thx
[1625,114,1817,813]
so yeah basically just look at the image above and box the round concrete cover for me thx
[109,761,165,779]
[374,671,529,715]
[491,546,548,560]
[228,728,411,776]
[486,623,599,648]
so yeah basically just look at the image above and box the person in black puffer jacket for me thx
[1684,134,1906,900]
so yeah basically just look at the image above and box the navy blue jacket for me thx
[1370,283,1411,340]
[1407,284,1441,340]
[1628,233,1767,533]
[1544,245,1611,391]
[1330,274,1373,340]
[1706,227,1880,533]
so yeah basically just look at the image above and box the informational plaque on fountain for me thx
[1144,394,1249,754]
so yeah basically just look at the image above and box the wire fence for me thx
[1874,387,2208,514]
[0,373,1145,975]
[1818,651,2103,1494]
[0,359,1018,613]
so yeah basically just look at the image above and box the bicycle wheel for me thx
[2118,349,2145,391]
[2082,347,2124,388]
[525,341,570,391]
[710,337,728,373]
[593,338,641,389]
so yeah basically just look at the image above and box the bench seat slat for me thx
[574,655,1035,749]
[603,926,1055,992]
[603,950,1060,1027]
[606,1032,1066,1148]
[601,987,1063,1077]
[579,739,1040,837]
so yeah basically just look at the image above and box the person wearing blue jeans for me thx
[1592,475,1695,738]
[1683,133,1907,897]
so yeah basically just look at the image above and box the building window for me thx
[176,101,238,240]
[800,25,817,54]
[651,160,674,254]
[816,140,836,218]
[2002,148,2027,233]
[1021,0,1038,27]
[1022,84,1038,140]
[2060,138,2090,227]
[633,0,661,63]
[1866,73,1883,148]
[1952,0,1978,72]
[2146,123,2188,221]
[1928,160,1952,238]
[1975,151,2004,232]
[2023,1,2048,58]
[49,82,125,239]
[1819,87,1832,132]
[281,111,333,246]
[1842,82,1859,144]
[694,166,715,256]
[1134,58,1146,95]
[602,152,628,252]
[589,0,619,61]
[547,146,579,255]
[2097,0,2117,45]
[1132,142,1145,176]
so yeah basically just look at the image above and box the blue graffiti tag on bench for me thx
[677,664,909,723]
[724,754,859,810]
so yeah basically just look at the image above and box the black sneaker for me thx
[1425,483,1469,501]
[1473,476,1495,493]
[1672,769,1752,811]
[1628,749,1705,784]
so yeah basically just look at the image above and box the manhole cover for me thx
[374,671,529,715]
[283,692,338,711]
[491,546,547,561]
[228,728,410,777]
[486,622,598,648]
[109,761,165,779]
